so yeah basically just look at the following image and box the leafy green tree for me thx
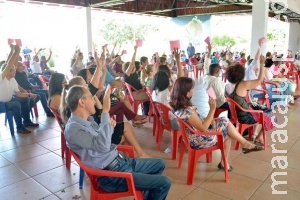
[212,35,236,48]
[267,29,286,42]
[99,19,159,45]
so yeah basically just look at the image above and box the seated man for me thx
[15,61,54,117]
[203,63,230,118]
[1,45,39,134]
[64,85,171,200]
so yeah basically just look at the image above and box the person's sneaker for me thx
[17,127,31,134]
[24,122,39,127]
[46,112,55,117]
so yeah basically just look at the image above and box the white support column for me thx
[250,0,269,58]
[86,7,93,54]
[288,22,300,54]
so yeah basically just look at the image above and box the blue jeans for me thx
[252,90,285,108]
[32,90,50,114]
[98,157,171,200]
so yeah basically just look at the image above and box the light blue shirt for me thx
[64,113,118,169]
[244,60,258,81]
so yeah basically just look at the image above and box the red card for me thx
[207,87,216,100]
[15,39,22,46]
[122,49,127,54]
[204,36,211,45]
[136,39,143,47]
[103,44,108,48]
[8,38,14,45]
[170,40,180,51]
[259,37,266,43]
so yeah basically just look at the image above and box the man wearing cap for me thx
[64,85,171,200]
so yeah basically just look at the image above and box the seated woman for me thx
[225,60,277,145]
[170,77,263,170]
[77,67,146,126]
[48,73,66,111]
[140,64,154,87]
[123,46,150,116]
[61,51,149,158]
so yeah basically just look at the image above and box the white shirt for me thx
[152,89,170,105]
[0,75,19,102]
[203,57,212,75]
[225,82,235,95]
[203,75,226,108]
[30,60,42,74]
[219,60,228,73]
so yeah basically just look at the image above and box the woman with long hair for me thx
[170,77,263,170]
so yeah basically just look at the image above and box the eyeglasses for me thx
[83,95,95,100]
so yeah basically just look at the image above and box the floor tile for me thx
[250,183,300,200]
[38,137,61,151]
[183,187,230,200]
[0,178,51,200]
[231,155,274,181]
[55,183,91,200]
[265,167,300,193]
[0,136,34,152]
[201,171,263,200]
[166,177,197,200]
[0,164,29,188]
[33,163,80,193]
[0,143,49,163]
[15,152,64,176]
[0,154,11,168]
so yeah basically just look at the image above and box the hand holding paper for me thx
[204,36,211,45]
[136,39,143,47]
[259,37,266,43]
[207,87,216,100]
[15,39,22,46]
[170,40,180,51]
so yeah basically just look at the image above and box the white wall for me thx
[288,22,300,54]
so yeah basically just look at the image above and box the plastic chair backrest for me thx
[50,108,64,131]
[152,101,172,130]
[225,96,239,123]
[124,82,136,102]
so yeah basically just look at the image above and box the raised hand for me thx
[102,85,111,113]
[208,97,216,110]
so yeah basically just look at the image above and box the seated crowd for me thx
[1,40,300,199]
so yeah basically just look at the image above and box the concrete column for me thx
[86,7,93,54]
[288,22,300,55]
[250,0,269,58]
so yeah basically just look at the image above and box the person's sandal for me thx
[217,163,233,172]
[242,145,264,154]
[132,122,143,128]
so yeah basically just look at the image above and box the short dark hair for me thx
[152,71,169,92]
[66,86,86,112]
[226,64,245,84]
[265,58,273,68]
[140,56,148,64]
[209,63,220,75]
[77,69,88,83]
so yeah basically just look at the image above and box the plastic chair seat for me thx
[153,101,181,160]
[124,82,149,114]
[176,116,229,185]
[70,145,143,200]
[226,96,267,150]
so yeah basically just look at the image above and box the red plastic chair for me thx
[70,145,143,200]
[124,82,149,114]
[214,107,227,118]
[50,108,71,169]
[145,89,158,137]
[226,96,267,150]
[191,64,204,79]
[50,108,85,189]
[153,101,181,160]
[176,116,229,185]
[38,75,49,90]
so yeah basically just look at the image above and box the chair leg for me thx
[65,148,71,169]
[187,152,197,185]
[171,131,180,160]
[79,168,85,189]
[220,148,229,183]
[33,105,38,117]
[206,152,212,163]
[152,115,157,136]
[178,139,185,168]
[156,127,164,151]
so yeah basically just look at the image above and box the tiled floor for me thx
[0,81,300,200]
